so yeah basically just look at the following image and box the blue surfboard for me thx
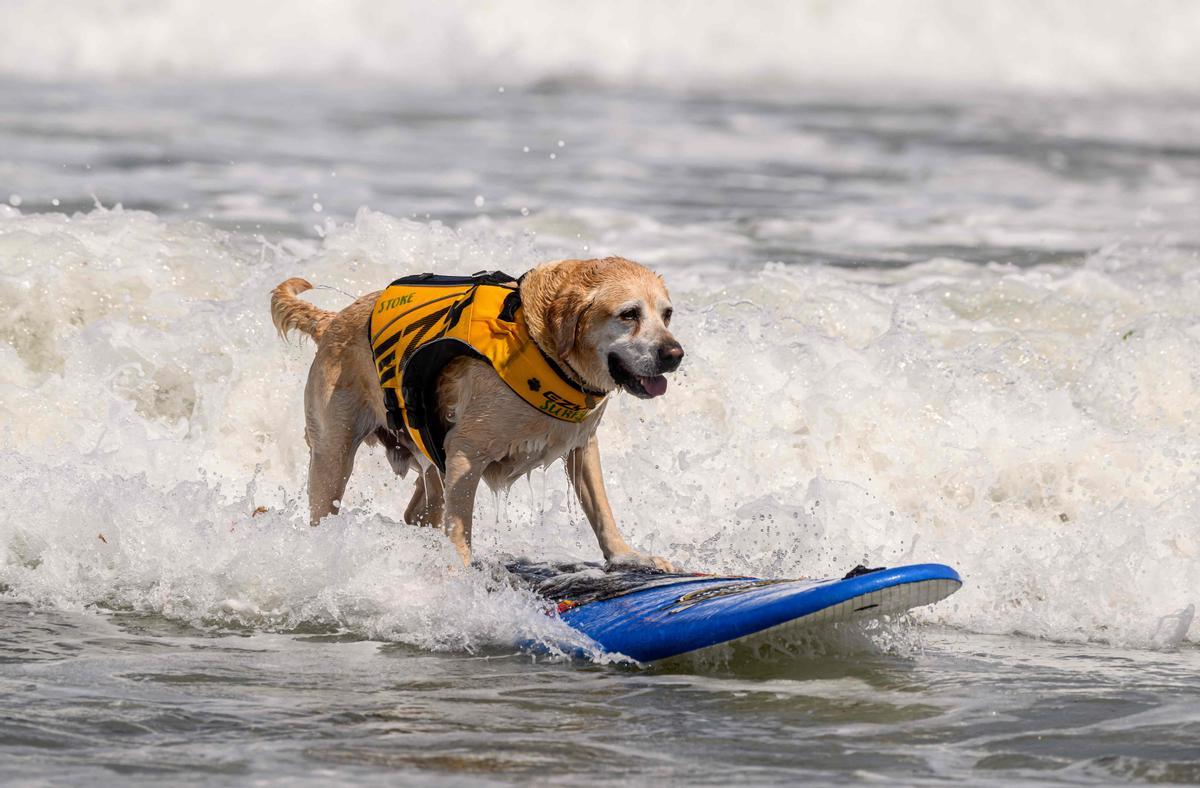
[507,562,962,662]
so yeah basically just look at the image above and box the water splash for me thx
[3,1,1199,94]
[1,206,1196,652]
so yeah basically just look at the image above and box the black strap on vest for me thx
[402,338,485,471]
[386,270,517,288]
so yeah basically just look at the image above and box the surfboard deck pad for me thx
[506,560,962,663]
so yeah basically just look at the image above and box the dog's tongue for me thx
[638,375,668,397]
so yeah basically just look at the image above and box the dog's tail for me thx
[270,278,335,342]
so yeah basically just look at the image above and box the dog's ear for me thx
[544,281,591,359]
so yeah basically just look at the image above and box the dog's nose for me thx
[657,341,684,372]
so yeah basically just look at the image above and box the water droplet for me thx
[474,195,485,208]
[7,194,21,207]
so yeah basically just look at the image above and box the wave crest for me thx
[3,0,1199,93]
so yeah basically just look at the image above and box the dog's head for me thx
[524,257,683,398]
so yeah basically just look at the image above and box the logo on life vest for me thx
[539,391,589,422]
[377,292,415,312]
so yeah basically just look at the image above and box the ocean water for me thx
[3,2,1200,784]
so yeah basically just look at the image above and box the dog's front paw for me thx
[606,551,678,573]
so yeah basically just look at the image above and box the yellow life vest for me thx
[369,271,606,471]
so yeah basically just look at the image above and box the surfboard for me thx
[507,561,962,662]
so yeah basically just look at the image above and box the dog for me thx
[270,257,684,570]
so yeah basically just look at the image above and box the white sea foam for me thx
[2,0,1199,94]
[2,206,1196,651]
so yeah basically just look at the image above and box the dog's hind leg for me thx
[404,478,427,524]
[366,425,445,527]
[404,465,445,527]
[367,427,441,526]
[305,384,374,524]
[307,430,362,524]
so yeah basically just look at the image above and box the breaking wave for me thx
[2,0,1199,94]
[1,205,1196,651]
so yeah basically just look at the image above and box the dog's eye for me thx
[619,308,640,322]
[662,308,673,325]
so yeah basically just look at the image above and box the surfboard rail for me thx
[510,562,963,663]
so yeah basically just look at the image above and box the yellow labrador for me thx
[270,257,683,569]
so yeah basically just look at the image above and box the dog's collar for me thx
[526,330,607,399]
[517,275,608,399]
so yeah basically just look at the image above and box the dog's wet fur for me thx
[270,257,684,569]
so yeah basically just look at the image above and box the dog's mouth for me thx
[608,354,668,399]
